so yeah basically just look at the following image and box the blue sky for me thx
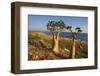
[28,15,88,33]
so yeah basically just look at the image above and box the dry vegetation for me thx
[28,32,88,61]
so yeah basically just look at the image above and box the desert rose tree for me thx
[66,26,82,59]
[47,20,66,55]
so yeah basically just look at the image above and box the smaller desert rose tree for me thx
[47,20,66,55]
[66,26,82,59]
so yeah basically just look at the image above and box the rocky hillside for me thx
[28,32,88,61]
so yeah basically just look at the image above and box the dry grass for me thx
[28,32,88,61]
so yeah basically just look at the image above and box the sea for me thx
[43,32,88,42]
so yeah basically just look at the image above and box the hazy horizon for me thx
[28,30,88,34]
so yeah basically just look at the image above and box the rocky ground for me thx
[28,32,88,61]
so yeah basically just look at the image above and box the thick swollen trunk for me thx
[52,32,60,54]
[72,39,76,59]
[52,33,55,49]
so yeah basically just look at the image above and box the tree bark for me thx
[52,33,55,49]
[72,39,76,59]
[52,32,60,54]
